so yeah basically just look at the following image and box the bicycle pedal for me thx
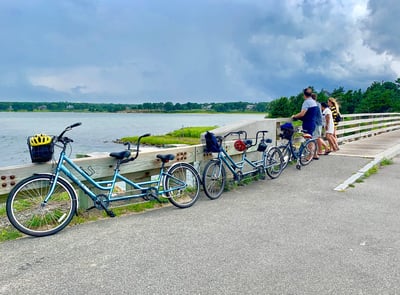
[106,209,116,217]
[152,194,162,203]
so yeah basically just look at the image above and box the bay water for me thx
[0,112,265,167]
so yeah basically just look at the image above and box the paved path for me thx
[1,131,400,294]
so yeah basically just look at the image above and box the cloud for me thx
[363,0,400,55]
[0,0,399,103]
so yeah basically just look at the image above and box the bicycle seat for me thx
[303,133,313,139]
[109,150,131,160]
[157,154,175,163]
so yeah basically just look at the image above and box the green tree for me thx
[267,97,292,117]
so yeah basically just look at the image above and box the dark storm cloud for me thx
[0,0,399,103]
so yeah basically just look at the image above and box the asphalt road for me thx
[1,153,400,294]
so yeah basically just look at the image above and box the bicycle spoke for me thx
[164,163,200,208]
[7,175,76,237]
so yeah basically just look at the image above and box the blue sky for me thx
[0,0,399,103]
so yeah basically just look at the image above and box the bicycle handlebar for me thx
[55,122,82,145]
[224,130,247,139]
[123,133,151,163]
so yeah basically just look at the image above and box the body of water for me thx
[1,112,265,167]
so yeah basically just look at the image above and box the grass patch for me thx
[380,158,393,166]
[0,206,6,218]
[0,198,170,243]
[0,228,23,242]
[119,126,218,146]
[363,165,378,178]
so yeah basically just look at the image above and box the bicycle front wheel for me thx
[6,174,77,237]
[265,146,284,179]
[299,139,317,166]
[202,159,226,200]
[164,162,201,208]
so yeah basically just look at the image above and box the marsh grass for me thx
[120,126,217,146]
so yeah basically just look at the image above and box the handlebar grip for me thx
[70,122,82,128]
[141,133,151,138]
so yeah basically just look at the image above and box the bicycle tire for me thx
[164,162,201,208]
[6,174,77,237]
[202,159,226,200]
[278,145,291,170]
[299,139,317,166]
[265,146,284,179]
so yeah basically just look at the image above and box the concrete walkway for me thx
[1,131,400,294]
[333,129,400,190]
[336,128,400,159]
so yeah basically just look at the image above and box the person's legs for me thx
[313,125,327,155]
[317,138,328,154]
[326,133,336,152]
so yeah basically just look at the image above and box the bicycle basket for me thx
[280,123,295,140]
[27,134,55,163]
[257,140,267,152]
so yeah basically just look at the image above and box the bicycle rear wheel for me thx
[299,139,317,166]
[164,162,200,208]
[202,159,226,200]
[6,174,77,237]
[278,145,291,170]
[265,146,284,179]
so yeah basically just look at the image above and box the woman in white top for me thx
[321,102,339,153]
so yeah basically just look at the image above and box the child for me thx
[321,102,339,153]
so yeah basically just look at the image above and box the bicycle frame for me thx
[279,130,317,170]
[44,148,185,204]
[216,148,261,178]
[213,136,270,180]
[281,138,299,160]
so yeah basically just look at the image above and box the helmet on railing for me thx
[29,134,53,147]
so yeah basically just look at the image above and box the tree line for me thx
[0,100,268,113]
[266,79,400,117]
[1,79,399,116]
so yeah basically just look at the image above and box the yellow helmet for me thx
[29,134,53,147]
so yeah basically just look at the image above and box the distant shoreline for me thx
[0,110,264,114]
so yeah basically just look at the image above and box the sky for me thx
[0,0,399,104]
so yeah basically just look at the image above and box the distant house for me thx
[246,104,255,110]
[202,104,213,110]
[66,104,74,110]
[38,105,47,111]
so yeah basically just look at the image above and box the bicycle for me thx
[278,122,318,170]
[6,122,201,237]
[202,130,284,200]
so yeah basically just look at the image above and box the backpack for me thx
[335,113,342,123]
[204,131,221,153]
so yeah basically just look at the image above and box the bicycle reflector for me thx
[234,139,247,152]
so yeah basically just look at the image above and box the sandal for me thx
[324,150,331,155]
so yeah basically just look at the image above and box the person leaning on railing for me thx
[328,97,340,140]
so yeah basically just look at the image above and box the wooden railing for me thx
[335,113,400,143]
[1,113,400,204]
